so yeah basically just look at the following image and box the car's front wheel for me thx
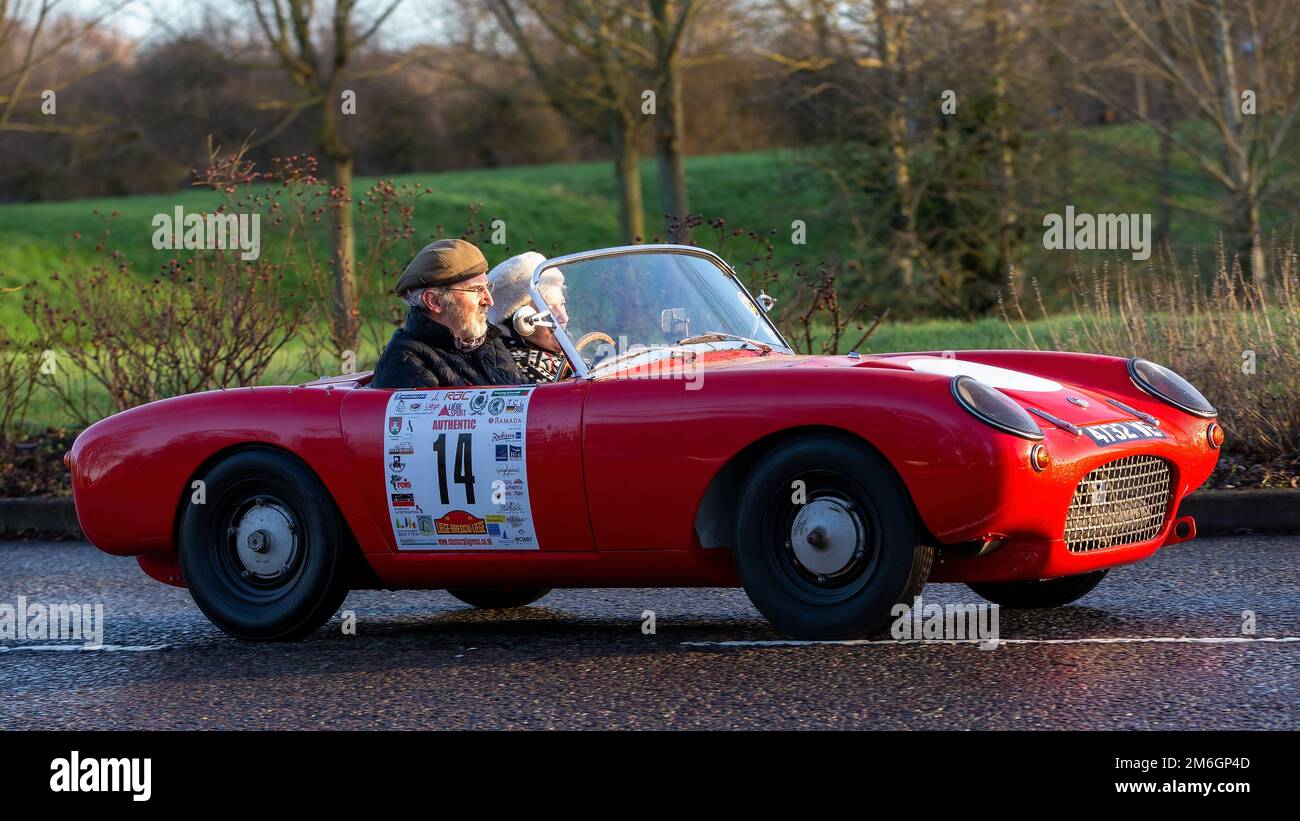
[731,435,933,639]
[967,569,1108,608]
[446,588,551,610]
[178,448,352,640]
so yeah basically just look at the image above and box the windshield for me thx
[534,249,789,376]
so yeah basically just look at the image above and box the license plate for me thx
[1082,420,1166,447]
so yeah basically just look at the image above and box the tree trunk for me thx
[321,107,358,353]
[1153,12,1177,248]
[986,0,1018,285]
[1155,71,1175,246]
[1239,189,1266,280]
[652,0,691,242]
[654,56,690,242]
[1210,0,1264,280]
[1156,124,1174,247]
[874,0,917,287]
[610,119,645,243]
[1046,1,1073,207]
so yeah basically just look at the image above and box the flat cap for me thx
[394,239,489,294]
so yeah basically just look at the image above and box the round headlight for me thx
[950,376,1044,440]
[1127,358,1217,418]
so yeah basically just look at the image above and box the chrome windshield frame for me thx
[528,244,792,380]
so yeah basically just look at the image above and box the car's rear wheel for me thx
[178,448,351,641]
[967,569,1108,608]
[731,435,933,639]
[446,588,551,610]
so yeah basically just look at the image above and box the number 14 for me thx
[430,433,475,505]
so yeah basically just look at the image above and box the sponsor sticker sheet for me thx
[383,387,539,550]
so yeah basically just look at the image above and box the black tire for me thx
[178,448,351,640]
[967,569,1108,608]
[446,588,551,610]
[731,435,933,639]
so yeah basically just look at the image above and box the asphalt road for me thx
[1,534,1297,730]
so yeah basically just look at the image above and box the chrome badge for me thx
[1066,396,1090,408]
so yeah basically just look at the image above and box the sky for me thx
[34,0,443,49]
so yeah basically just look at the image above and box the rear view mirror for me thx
[660,308,689,337]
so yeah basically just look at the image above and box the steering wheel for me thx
[557,331,617,379]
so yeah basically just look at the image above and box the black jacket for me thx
[371,308,524,389]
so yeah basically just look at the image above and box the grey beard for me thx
[441,297,488,347]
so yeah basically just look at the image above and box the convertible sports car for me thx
[68,244,1223,640]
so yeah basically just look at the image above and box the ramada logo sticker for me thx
[434,510,488,535]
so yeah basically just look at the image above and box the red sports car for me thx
[68,245,1222,639]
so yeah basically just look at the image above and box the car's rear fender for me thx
[69,385,386,559]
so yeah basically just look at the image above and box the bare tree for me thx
[646,0,700,242]
[869,0,919,286]
[245,0,402,352]
[0,0,130,133]
[489,0,653,242]
[984,0,1022,283]
[760,0,926,288]
[1046,0,1300,279]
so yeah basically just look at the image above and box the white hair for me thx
[403,285,447,311]
[487,251,564,329]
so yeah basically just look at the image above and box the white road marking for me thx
[0,644,171,652]
[683,636,1300,648]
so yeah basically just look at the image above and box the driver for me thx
[372,239,525,389]
[486,251,570,383]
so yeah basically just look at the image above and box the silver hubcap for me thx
[790,496,864,578]
[234,500,298,580]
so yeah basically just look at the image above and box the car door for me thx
[341,378,594,553]
[581,374,727,551]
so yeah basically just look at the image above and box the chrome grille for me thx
[1064,455,1172,553]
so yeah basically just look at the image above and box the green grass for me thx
[17,331,388,430]
[5,120,1291,337]
[0,147,843,336]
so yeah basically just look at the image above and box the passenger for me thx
[372,239,524,389]
[486,251,570,383]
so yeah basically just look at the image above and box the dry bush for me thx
[1002,239,1300,461]
[22,151,319,426]
[685,214,887,354]
[290,175,432,376]
[0,319,38,439]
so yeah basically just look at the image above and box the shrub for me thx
[678,214,888,354]
[0,314,37,438]
[1002,239,1300,461]
[22,149,321,426]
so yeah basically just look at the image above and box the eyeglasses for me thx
[447,285,491,297]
